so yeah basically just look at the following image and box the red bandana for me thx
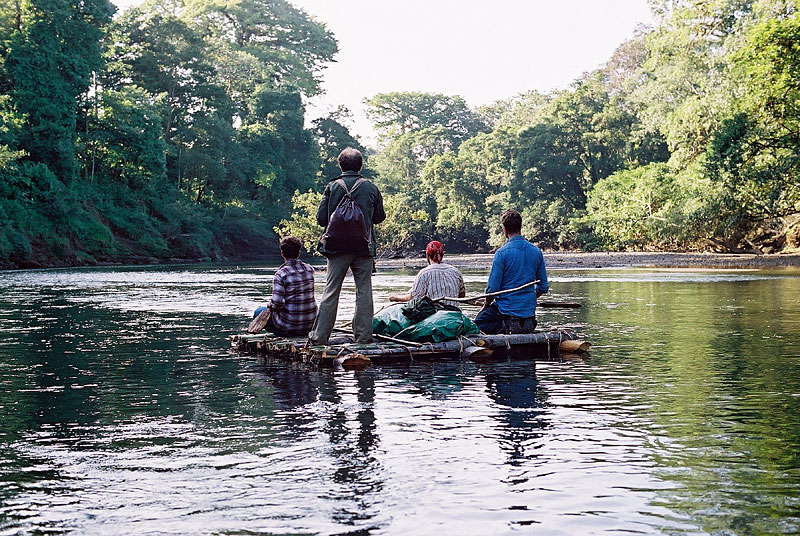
[426,240,444,263]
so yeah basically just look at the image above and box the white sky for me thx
[112,0,654,146]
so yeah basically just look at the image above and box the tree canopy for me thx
[0,0,339,267]
[1,0,799,268]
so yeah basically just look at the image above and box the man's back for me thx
[310,147,381,345]
[487,236,549,318]
[317,171,385,257]
[411,263,465,309]
[270,259,317,333]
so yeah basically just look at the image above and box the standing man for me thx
[474,210,548,334]
[309,147,386,344]
[253,236,318,336]
[388,240,466,309]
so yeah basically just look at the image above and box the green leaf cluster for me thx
[0,0,344,268]
[363,0,799,254]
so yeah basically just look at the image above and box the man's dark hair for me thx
[337,147,363,172]
[280,236,302,259]
[500,209,522,234]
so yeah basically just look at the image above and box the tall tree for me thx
[185,0,337,107]
[513,75,662,210]
[703,0,800,247]
[311,106,370,181]
[637,0,754,162]
[6,0,114,181]
[365,91,488,145]
[240,87,318,224]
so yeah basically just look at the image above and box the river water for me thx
[1,262,799,535]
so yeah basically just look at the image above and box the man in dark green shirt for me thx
[309,148,386,344]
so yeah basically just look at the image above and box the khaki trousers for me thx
[309,254,374,344]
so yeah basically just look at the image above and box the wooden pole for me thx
[331,327,423,347]
[433,280,540,304]
[559,339,591,353]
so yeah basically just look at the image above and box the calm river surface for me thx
[1,261,799,535]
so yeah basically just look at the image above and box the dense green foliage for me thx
[2,0,799,267]
[284,0,798,255]
[0,0,339,268]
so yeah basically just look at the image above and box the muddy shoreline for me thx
[376,251,800,270]
[4,250,800,272]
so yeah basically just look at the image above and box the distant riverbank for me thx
[377,251,800,271]
[4,250,800,272]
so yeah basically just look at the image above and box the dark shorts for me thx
[474,302,537,335]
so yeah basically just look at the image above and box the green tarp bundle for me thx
[372,297,439,336]
[394,310,480,343]
[372,304,414,336]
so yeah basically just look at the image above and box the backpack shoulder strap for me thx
[349,177,367,194]
[334,176,366,196]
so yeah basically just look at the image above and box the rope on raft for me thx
[461,335,479,347]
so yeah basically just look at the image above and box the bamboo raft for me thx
[229,328,590,370]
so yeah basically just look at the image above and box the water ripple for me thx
[0,265,799,534]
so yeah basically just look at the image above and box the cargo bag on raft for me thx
[373,296,440,336]
[372,304,414,336]
[401,296,438,323]
[394,310,480,343]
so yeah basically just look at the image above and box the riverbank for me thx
[4,250,800,272]
[377,251,800,270]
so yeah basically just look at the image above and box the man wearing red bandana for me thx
[389,240,465,308]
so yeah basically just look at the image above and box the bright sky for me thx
[112,0,654,146]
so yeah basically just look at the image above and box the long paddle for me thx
[432,280,541,304]
[433,281,582,308]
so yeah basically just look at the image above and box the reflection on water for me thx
[1,263,799,534]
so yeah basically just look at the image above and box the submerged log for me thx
[559,339,591,353]
[334,353,372,370]
[462,346,495,363]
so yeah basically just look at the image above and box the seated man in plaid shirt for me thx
[253,236,318,336]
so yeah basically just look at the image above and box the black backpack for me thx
[320,177,369,252]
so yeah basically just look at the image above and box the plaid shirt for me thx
[268,259,317,334]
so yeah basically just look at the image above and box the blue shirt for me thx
[485,236,549,317]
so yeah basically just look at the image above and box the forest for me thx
[0,0,798,269]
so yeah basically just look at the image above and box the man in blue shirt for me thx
[475,210,549,334]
